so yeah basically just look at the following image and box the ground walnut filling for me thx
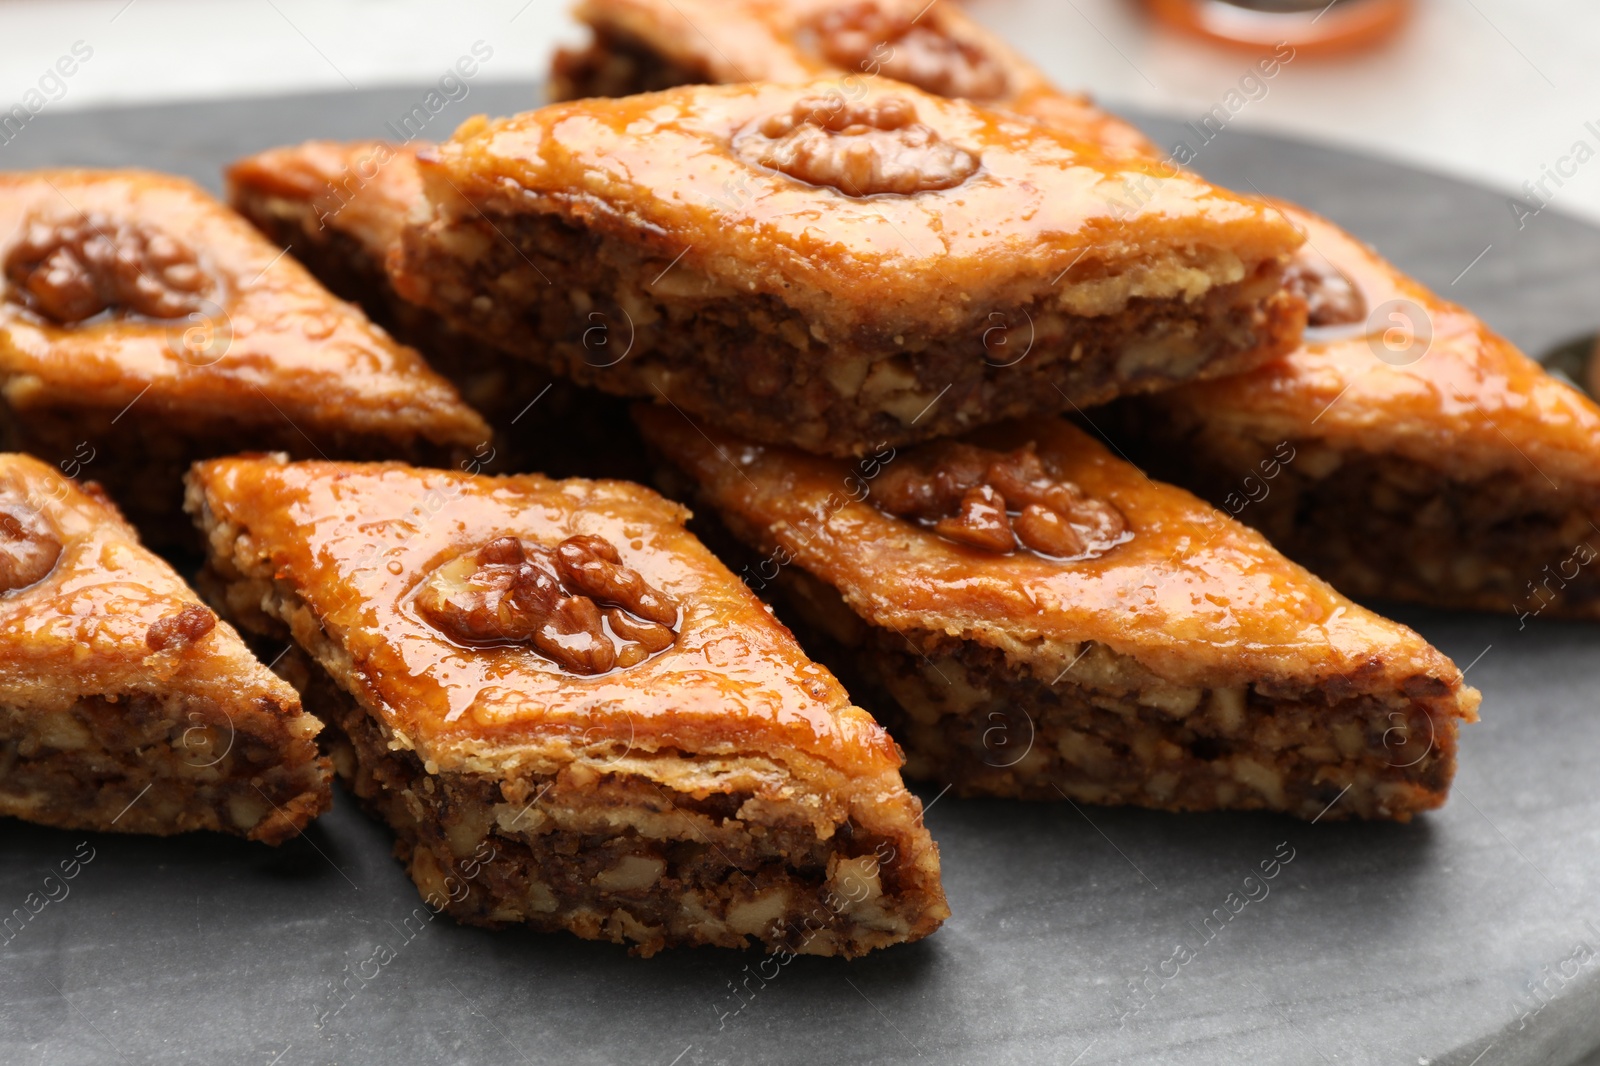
[871,440,1130,559]
[736,96,980,196]
[1228,446,1600,617]
[806,0,1011,101]
[0,690,326,844]
[281,647,921,957]
[1098,406,1600,618]
[753,564,1459,821]
[3,212,215,324]
[858,629,1457,821]
[404,204,1297,454]
[415,534,678,674]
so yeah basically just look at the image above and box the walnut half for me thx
[4,213,214,325]
[872,442,1130,560]
[737,95,980,197]
[0,492,61,594]
[416,534,679,675]
[809,1,1010,102]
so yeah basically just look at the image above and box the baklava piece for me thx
[395,79,1306,456]
[1103,202,1600,620]
[225,143,640,479]
[551,0,1158,154]
[0,453,330,843]
[0,169,491,545]
[637,408,1480,821]
[186,455,948,956]
[812,12,1600,622]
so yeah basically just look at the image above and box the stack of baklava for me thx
[6,0,1599,959]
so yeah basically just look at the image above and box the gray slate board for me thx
[2,84,1598,1066]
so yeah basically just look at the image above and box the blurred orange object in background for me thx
[1143,0,1411,55]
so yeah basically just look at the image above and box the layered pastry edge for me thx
[184,456,949,956]
[636,407,1481,822]
[0,453,331,844]
[392,79,1306,454]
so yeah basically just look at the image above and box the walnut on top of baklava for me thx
[551,0,1159,155]
[1104,201,1600,620]
[186,455,948,956]
[0,169,490,545]
[395,79,1305,455]
[637,407,1481,821]
[0,452,330,844]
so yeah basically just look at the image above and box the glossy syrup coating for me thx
[558,0,1159,154]
[0,453,301,715]
[188,456,902,777]
[634,405,1480,712]
[1149,202,1600,490]
[408,78,1301,337]
[0,169,488,448]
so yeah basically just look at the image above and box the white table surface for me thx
[1,0,1598,224]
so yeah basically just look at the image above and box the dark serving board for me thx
[3,84,1599,1066]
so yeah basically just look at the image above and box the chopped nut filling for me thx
[0,491,61,593]
[4,213,215,325]
[295,645,931,957]
[872,441,1130,559]
[855,628,1457,820]
[1284,252,1365,329]
[0,688,328,845]
[400,188,1300,455]
[145,603,218,652]
[808,1,1010,101]
[738,96,980,196]
[416,534,678,674]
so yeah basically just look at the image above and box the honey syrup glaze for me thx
[189,456,903,776]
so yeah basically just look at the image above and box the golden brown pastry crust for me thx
[396,79,1304,454]
[0,453,330,843]
[636,407,1481,820]
[408,80,1294,344]
[551,0,1159,155]
[186,455,947,954]
[1106,202,1600,618]
[0,169,488,447]
[0,169,491,541]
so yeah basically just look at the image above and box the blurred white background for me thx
[2,0,1598,221]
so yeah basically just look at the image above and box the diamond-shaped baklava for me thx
[551,0,1159,155]
[637,407,1481,821]
[1104,202,1600,620]
[0,169,491,545]
[394,79,1306,456]
[0,453,330,843]
[225,141,645,482]
[725,8,1600,622]
[186,455,948,955]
